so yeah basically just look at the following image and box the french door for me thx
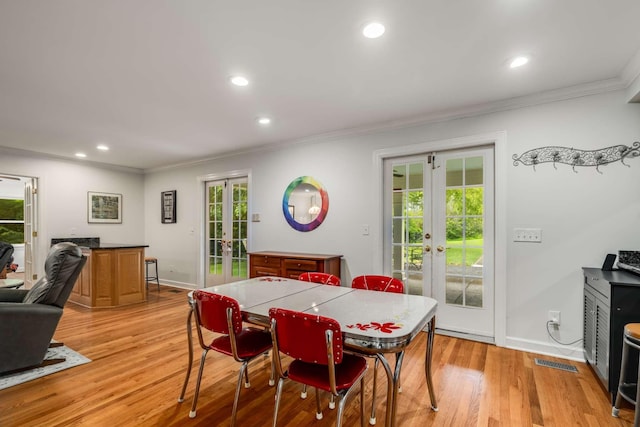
[205,178,249,286]
[384,147,495,339]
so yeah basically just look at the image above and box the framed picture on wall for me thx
[88,192,122,224]
[161,190,177,224]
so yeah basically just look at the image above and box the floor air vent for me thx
[534,358,578,373]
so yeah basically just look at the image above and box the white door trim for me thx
[373,131,507,347]
[196,169,252,289]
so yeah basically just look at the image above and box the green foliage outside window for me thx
[445,187,483,240]
[0,199,24,244]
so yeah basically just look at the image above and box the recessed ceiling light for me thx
[363,22,385,39]
[230,76,249,86]
[96,144,109,151]
[510,56,529,68]
[257,117,271,125]
[75,152,87,158]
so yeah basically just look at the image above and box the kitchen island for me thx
[53,239,148,308]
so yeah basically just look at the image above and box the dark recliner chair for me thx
[0,242,87,374]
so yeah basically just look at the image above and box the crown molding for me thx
[146,76,631,174]
[0,146,144,175]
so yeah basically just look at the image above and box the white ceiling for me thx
[1,1,639,171]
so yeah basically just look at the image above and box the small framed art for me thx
[161,190,177,224]
[88,192,122,224]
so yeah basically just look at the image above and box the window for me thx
[0,198,24,244]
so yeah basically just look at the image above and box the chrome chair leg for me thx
[272,378,285,427]
[231,362,249,427]
[360,377,366,427]
[269,352,275,386]
[425,319,439,411]
[178,308,194,403]
[243,364,251,388]
[369,358,378,425]
[189,349,209,418]
[315,387,323,420]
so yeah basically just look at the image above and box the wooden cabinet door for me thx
[116,248,145,305]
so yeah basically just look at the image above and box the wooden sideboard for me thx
[249,251,342,280]
[70,244,147,308]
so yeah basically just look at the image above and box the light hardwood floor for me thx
[0,286,634,426]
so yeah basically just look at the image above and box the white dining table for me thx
[179,277,438,427]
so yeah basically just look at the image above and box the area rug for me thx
[0,345,91,390]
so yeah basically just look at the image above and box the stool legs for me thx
[613,330,640,426]
[145,259,160,291]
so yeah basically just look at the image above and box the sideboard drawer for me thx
[283,259,318,272]
[251,266,281,277]
[251,255,282,268]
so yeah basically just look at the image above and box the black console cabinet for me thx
[583,267,640,403]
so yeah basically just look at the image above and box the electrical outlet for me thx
[548,310,561,326]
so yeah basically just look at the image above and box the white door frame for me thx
[24,177,38,288]
[373,131,508,347]
[196,169,252,289]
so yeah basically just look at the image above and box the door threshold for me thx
[436,328,495,345]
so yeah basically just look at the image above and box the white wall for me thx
[144,89,640,359]
[1,89,636,360]
[0,154,145,279]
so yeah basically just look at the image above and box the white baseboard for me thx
[157,280,197,290]
[435,331,584,362]
[505,336,585,362]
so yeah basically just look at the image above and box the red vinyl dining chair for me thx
[298,272,341,286]
[351,275,404,294]
[189,291,273,426]
[351,275,404,425]
[269,308,368,427]
[297,272,342,404]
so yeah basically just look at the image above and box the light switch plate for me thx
[513,228,542,242]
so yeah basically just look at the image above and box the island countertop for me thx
[51,237,148,250]
[81,243,149,249]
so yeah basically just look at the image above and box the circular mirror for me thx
[282,176,329,232]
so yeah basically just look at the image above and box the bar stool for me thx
[612,323,640,426]
[145,257,160,291]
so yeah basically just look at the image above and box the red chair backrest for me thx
[194,291,243,335]
[269,308,343,365]
[351,275,404,294]
[298,272,341,286]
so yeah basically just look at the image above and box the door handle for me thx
[424,245,431,253]
[436,245,445,253]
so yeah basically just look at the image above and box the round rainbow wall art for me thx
[282,176,329,232]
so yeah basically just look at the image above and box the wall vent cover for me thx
[534,358,578,373]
